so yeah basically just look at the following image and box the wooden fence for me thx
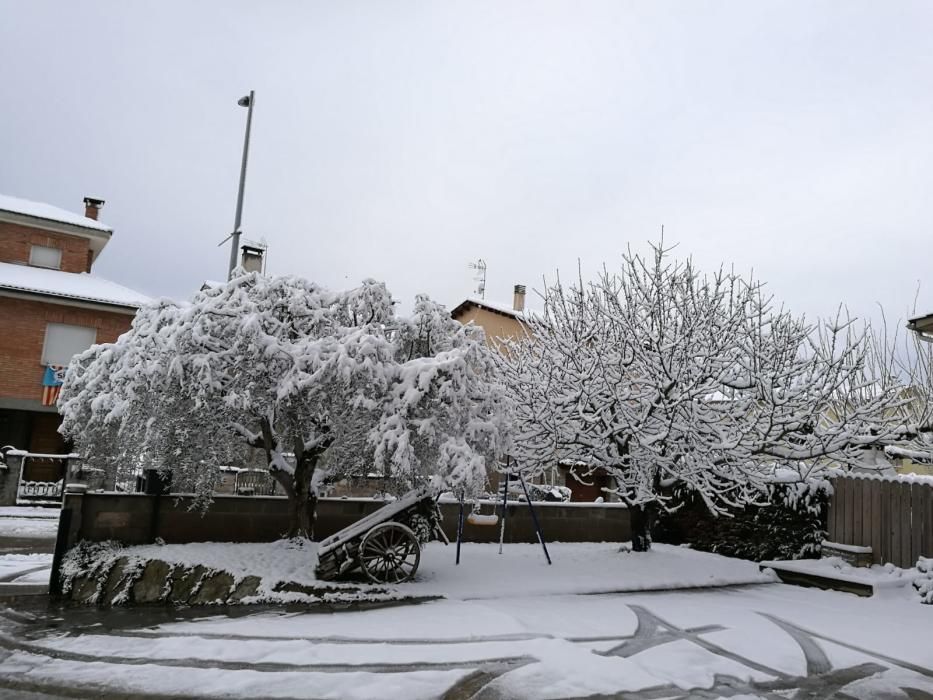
[827,476,933,569]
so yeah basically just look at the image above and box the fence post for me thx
[0,452,24,506]
[49,483,86,597]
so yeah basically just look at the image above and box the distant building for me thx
[450,284,531,351]
[451,284,615,501]
[908,313,933,342]
[0,194,148,456]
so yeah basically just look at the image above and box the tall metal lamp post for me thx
[228,90,255,278]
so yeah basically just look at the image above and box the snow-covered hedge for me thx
[655,479,831,561]
[915,557,933,604]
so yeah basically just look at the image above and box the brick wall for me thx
[0,296,133,402]
[0,221,93,273]
[28,413,69,455]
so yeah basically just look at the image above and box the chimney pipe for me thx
[513,284,526,312]
[83,197,105,220]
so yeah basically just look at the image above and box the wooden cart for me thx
[314,489,447,583]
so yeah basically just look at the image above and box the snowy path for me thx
[0,509,57,595]
[1,584,931,699]
[0,507,58,569]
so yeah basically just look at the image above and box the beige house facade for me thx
[451,285,606,500]
[450,284,531,350]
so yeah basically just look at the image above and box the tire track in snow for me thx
[0,564,50,583]
[61,627,636,646]
[0,630,534,675]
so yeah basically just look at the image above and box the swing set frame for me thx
[455,459,552,566]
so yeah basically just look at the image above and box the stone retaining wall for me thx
[59,492,630,551]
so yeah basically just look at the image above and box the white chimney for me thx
[240,243,266,273]
[513,284,526,312]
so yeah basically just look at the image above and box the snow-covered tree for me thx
[851,315,933,465]
[375,295,512,494]
[60,273,510,539]
[498,244,901,550]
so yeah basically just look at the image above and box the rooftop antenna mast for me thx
[468,259,487,299]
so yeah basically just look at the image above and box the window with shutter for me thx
[29,245,62,269]
[41,324,97,366]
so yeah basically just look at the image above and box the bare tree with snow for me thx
[851,313,933,466]
[498,243,902,550]
[60,273,510,539]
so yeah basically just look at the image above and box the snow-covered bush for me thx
[915,557,933,604]
[655,478,831,561]
[59,273,510,539]
[499,243,899,551]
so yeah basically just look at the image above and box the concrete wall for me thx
[59,492,630,550]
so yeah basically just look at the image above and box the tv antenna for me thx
[468,259,487,299]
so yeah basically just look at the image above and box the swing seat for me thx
[466,512,499,526]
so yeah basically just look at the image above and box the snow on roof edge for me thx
[0,261,149,309]
[833,470,933,485]
[452,296,544,322]
[0,193,112,234]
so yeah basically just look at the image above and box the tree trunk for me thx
[254,418,332,541]
[284,487,316,540]
[630,502,658,552]
[269,466,317,540]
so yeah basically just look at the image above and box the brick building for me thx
[0,194,148,457]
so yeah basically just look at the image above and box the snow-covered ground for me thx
[0,553,52,583]
[2,534,930,698]
[73,540,775,603]
[1,583,930,698]
[413,541,774,598]
[0,506,59,540]
[108,539,322,591]
[762,555,921,598]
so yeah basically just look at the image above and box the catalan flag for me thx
[41,365,66,407]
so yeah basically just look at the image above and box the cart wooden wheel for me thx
[358,522,421,583]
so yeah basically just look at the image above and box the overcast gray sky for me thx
[1,1,931,323]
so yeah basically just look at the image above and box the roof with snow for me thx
[0,261,150,311]
[908,312,933,336]
[0,194,112,234]
[451,296,528,320]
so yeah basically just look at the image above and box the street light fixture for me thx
[228,90,255,278]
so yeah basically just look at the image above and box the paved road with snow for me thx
[1,582,931,699]
[0,507,57,597]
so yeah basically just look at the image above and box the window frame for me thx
[41,323,97,367]
[29,245,63,270]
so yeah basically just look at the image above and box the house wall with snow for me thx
[450,289,584,493]
[0,220,95,273]
[0,194,148,458]
[450,286,532,353]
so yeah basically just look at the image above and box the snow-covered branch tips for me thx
[58,274,511,539]
[496,243,917,551]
